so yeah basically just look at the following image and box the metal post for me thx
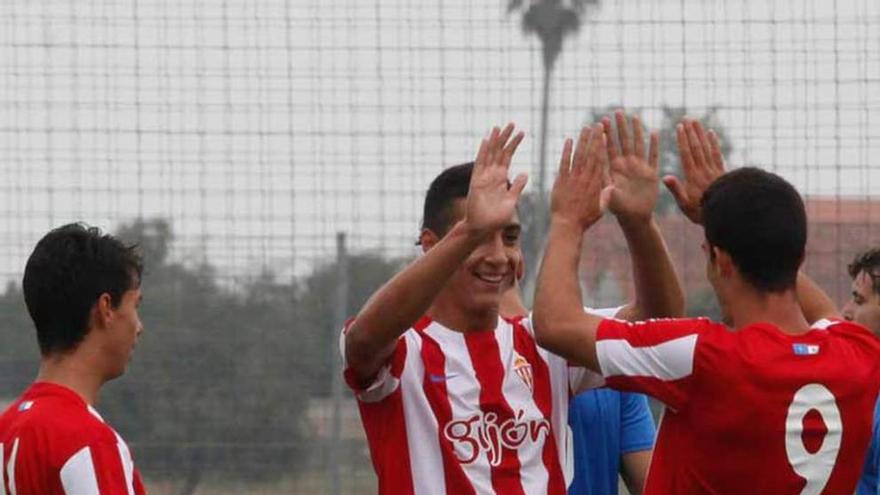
[330,232,348,495]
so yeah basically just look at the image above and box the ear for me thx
[93,293,114,329]
[419,229,441,253]
[515,257,525,281]
[713,247,736,278]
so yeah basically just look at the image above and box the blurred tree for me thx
[298,253,404,398]
[508,0,600,206]
[509,0,601,298]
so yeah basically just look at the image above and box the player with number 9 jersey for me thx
[533,124,880,494]
[595,315,880,494]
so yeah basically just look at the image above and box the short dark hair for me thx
[701,167,806,292]
[421,162,474,237]
[23,223,143,356]
[848,249,880,295]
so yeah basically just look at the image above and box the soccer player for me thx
[842,250,880,495]
[0,224,147,494]
[499,280,655,495]
[533,118,880,494]
[342,120,682,494]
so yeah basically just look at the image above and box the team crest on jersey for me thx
[513,352,534,392]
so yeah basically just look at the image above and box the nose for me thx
[841,302,854,321]
[482,234,508,267]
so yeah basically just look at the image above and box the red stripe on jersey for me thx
[464,330,527,495]
[90,442,130,493]
[512,320,567,495]
[604,375,690,412]
[419,330,477,495]
[598,317,711,347]
[356,340,415,495]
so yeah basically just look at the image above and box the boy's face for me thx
[429,199,523,319]
[842,270,880,336]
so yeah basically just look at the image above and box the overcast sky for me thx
[1,0,878,282]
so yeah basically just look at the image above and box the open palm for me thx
[602,111,660,222]
[663,119,726,224]
[465,124,528,234]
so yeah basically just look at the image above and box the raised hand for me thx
[664,118,726,224]
[464,123,528,235]
[550,123,606,232]
[600,110,660,224]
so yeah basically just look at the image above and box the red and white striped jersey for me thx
[0,382,147,495]
[596,316,880,494]
[342,311,614,495]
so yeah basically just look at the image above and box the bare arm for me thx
[533,124,608,371]
[345,125,527,386]
[796,271,841,322]
[603,111,685,321]
[620,450,652,495]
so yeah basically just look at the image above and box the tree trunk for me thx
[538,64,552,210]
[524,65,554,302]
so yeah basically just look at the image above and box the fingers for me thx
[509,173,529,199]
[500,131,525,168]
[707,130,725,172]
[601,117,619,162]
[586,123,606,180]
[558,138,574,178]
[615,110,632,156]
[692,121,714,171]
[490,123,513,166]
[684,120,707,169]
[662,175,689,210]
[475,138,489,169]
[648,131,660,170]
[571,126,593,173]
[632,114,645,159]
[676,123,696,177]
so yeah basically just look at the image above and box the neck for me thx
[428,289,499,333]
[724,285,810,334]
[36,352,105,406]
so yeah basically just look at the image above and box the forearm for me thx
[796,271,840,323]
[533,219,603,370]
[346,222,482,381]
[618,217,685,320]
[621,450,652,495]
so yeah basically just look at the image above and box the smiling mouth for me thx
[475,273,505,284]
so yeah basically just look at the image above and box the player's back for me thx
[648,319,880,494]
[0,382,145,494]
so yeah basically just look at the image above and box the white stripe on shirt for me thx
[597,334,698,380]
[60,447,100,495]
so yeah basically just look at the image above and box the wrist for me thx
[549,216,589,241]
[616,213,655,232]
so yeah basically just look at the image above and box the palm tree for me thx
[508,0,599,301]
[509,0,599,206]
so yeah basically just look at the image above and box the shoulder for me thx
[23,400,116,442]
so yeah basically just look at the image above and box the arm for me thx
[796,271,841,323]
[533,124,608,371]
[618,392,656,495]
[603,111,685,321]
[345,125,527,386]
[621,451,652,495]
